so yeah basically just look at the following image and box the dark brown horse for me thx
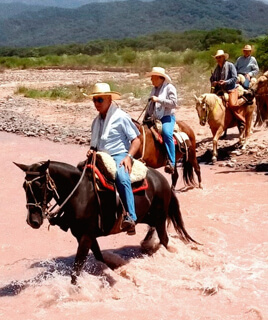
[15,159,197,284]
[133,120,202,190]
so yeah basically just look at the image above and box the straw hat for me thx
[213,49,229,60]
[243,44,252,51]
[145,67,172,83]
[88,83,121,100]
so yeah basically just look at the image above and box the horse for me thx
[195,93,255,163]
[132,119,202,190]
[252,71,268,126]
[15,159,197,285]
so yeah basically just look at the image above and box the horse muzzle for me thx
[26,207,43,229]
[199,119,206,126]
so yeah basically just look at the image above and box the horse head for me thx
[14,160,53,229]
[195,94,208,126]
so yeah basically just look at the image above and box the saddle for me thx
[145,119,190,157]
[77,152,148,235]
[78,151,148,193]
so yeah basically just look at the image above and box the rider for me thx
[144,67,178,174]
[87,83,140,235]
[235,44,259,90]
[210,49,247,131]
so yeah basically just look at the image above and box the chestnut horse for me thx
[133,120,202,190]
[252,72,268,126]
[195,93,255,162]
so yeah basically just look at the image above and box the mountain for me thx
[0,0,154,8]
[0,0,267,48]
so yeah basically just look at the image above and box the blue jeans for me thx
[112,153,137,222]
[161,115,176,167]
[243,78,250,89]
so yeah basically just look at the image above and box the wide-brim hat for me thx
[212,49,229,60]
[145,67,172,83]
[88,83,121,100]
[243,44,252,51]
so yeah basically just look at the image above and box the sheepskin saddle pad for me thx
[151,122,190,152]
[78,152,148,193]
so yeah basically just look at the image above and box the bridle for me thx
[24,159,88,220]
[197,96,221,125]
[24,169,60,219]
[197,101,209,125]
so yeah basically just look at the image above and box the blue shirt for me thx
[93,108,140,156]
[235,55,259,77]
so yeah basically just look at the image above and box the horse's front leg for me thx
[71,234,95,285]
[212,127,224,163]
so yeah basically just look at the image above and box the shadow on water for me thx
[0,245,145,297]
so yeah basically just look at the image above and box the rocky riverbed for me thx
[0,68,267,171]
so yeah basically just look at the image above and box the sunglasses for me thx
[93,97,104,103]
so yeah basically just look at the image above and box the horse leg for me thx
[171,165,179,190]
[188,144,202,188]
[155,219,169,248]
[71,234,96,285]
[212,127,224,163]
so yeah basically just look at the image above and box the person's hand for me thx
[86,149,93,158]
[218,80,225,85]
[119,156,133,174]
[211,81,218,86]
[151,96,159,102]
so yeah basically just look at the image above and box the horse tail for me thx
[168,190,199,244]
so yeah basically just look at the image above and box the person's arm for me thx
[120,137,141,173]
[248,57,259,77]
[222,62,237,88]
[151,83,177,109]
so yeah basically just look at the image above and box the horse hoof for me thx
[198,183,203,189]
[212,157,217,163]
[71,275,77,285]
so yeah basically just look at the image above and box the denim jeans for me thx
[161,115,176,167]
[243,78,250,89]
[112,153,137,221]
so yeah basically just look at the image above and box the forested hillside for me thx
[0,0,267,47]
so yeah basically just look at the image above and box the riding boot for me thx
[164,159,175,174]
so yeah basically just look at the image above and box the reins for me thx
[47,158,89,218]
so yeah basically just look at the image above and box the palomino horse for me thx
[195,93,255,162]
[15,159,197,284]
[133,120,202,190]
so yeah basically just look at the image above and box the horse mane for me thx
[202,93,224,111]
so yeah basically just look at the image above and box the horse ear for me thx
[194,94,199,102]
[39,160,50,172]
[13,162,29,172]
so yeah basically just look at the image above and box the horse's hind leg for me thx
[171,166,179,190]
[188,146,202,188]
[155,221,169,249]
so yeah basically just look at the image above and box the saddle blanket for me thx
[94,151,148,183]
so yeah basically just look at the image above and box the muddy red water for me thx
[0,131,267,320]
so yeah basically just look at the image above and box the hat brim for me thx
[87,92,121,100]
[212,53,229,60]
[145,71,172,83]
